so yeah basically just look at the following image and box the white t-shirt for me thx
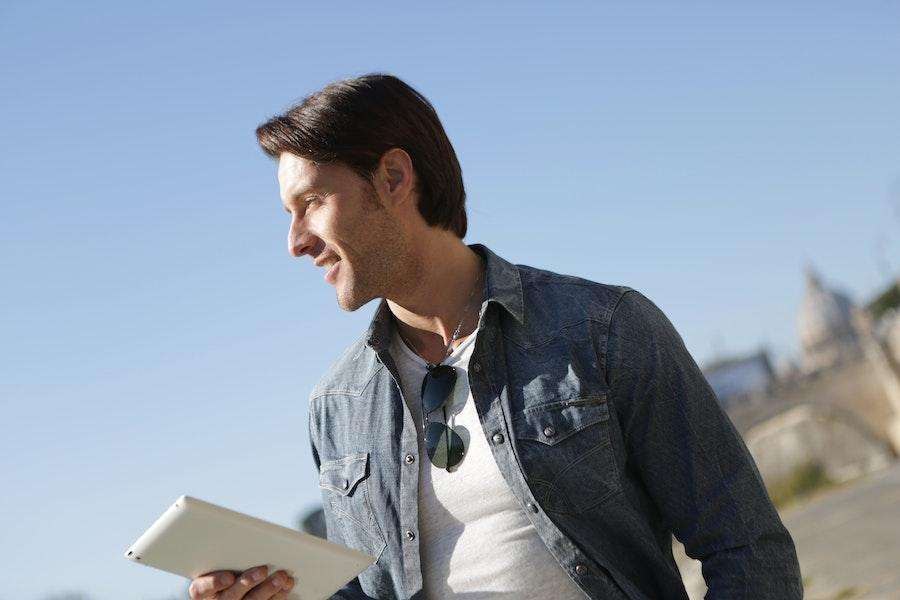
[390,328,586,599]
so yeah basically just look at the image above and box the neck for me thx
[387,235,484,364]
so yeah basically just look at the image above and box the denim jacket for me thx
[308,245,802,599]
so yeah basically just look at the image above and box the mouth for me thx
[324,260,341,285]
[313,251,341,284]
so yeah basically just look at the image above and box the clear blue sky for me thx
[2,2,898,599]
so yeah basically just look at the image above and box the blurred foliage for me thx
[298,505,326,538]
[768,462,835,508]
[868,281,900,319]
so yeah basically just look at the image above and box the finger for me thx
[190,571,236,599]
[246,570,293,600]
[219,565,268,600]
[269,582,295,600]
[279,575,295,598]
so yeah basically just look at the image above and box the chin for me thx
[335,286,378,312]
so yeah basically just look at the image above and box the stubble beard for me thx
[335,189,411,312]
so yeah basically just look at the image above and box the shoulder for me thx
[508,261,681,351]
[308,334,383,403]
[604,288,681,345]
[515,261,635,324]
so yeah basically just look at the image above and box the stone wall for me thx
[724,355,898,486]
[744,403,892,484]
[726,356,897,449]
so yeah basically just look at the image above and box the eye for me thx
[304,195,321,207]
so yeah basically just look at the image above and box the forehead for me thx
[277,153,320,199]
[277,153,365,202]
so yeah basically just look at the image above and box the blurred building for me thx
[796,268,862,373]
[703,351,774,409]
[705,269,900,489]
[880,308,900,366]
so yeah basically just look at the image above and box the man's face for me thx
[278,152,406,311]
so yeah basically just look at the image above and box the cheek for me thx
[313,206,342,238]
[326,216,369,255]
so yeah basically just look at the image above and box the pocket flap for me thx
[514,396,609,446]
[318,452,369,496]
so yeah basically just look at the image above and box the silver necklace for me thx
[400,266,483,370]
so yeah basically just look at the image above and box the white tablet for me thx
[125,496,374,600]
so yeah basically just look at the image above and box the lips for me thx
[314,249,342,285]
[324,260,340,284]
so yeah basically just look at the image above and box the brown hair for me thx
[256,74,467,238]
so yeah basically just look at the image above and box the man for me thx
[190,74,802,600]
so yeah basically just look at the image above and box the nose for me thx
[288,215,320,257]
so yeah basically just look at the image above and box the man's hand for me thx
[189,566,295,600]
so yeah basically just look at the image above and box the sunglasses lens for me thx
[421,365,457,414]
[425,422,465,469]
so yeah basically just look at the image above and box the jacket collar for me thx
[472,243,525,324]
[364,243,525,353]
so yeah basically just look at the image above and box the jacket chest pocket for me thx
[319,453,386,560]
[512,396,621,514]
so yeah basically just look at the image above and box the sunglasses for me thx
[420,364,466,470]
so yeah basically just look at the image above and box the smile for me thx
[324,260,341,284]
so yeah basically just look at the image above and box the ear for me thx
[376,148,415,207]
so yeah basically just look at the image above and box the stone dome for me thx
[797,268,860,372]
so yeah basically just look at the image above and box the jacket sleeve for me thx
[328,578,378,600]
[606,290,803,599]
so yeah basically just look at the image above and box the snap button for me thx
[543,426,556,438]
[575,564,588,576]
[404,454,415,465]
[526,502,538,513]
[405,530,416,541]
[473,362,482,373]
[492,433,505,444]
